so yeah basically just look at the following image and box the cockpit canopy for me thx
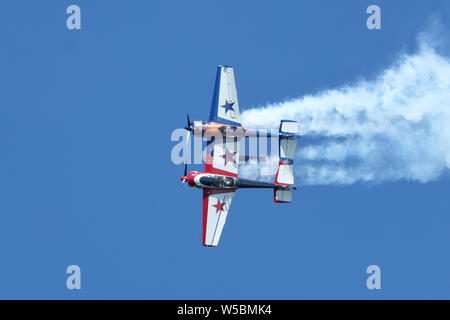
[199,175,238,189]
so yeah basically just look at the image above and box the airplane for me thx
[179,65,299,247]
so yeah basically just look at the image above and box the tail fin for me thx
[274,120,298,203]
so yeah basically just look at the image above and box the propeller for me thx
[185,114,193,131]
[180,118,191,185]
[180,163,188,186]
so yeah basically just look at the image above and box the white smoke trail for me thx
[241,22,450,185]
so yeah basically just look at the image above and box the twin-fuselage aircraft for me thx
[180,66,299,247]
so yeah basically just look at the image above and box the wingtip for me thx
[218,64,233,69]
[203,243,218,248]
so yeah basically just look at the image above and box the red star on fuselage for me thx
[212,200,226,214]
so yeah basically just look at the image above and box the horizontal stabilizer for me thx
[275,163,294,185]
[274,188,292,203]
[280,120,299,135]
[274,120,298,203]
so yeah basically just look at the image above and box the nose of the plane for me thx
[179,176,187,182]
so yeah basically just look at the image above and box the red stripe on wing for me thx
[202,190,208,246]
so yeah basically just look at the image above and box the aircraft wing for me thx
[209,66,241,126]
[204,137,239,177]
[202,189,235,246]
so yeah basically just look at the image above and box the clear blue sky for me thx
[0,0,449,299]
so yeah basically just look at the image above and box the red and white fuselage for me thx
[180,171,275,190]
